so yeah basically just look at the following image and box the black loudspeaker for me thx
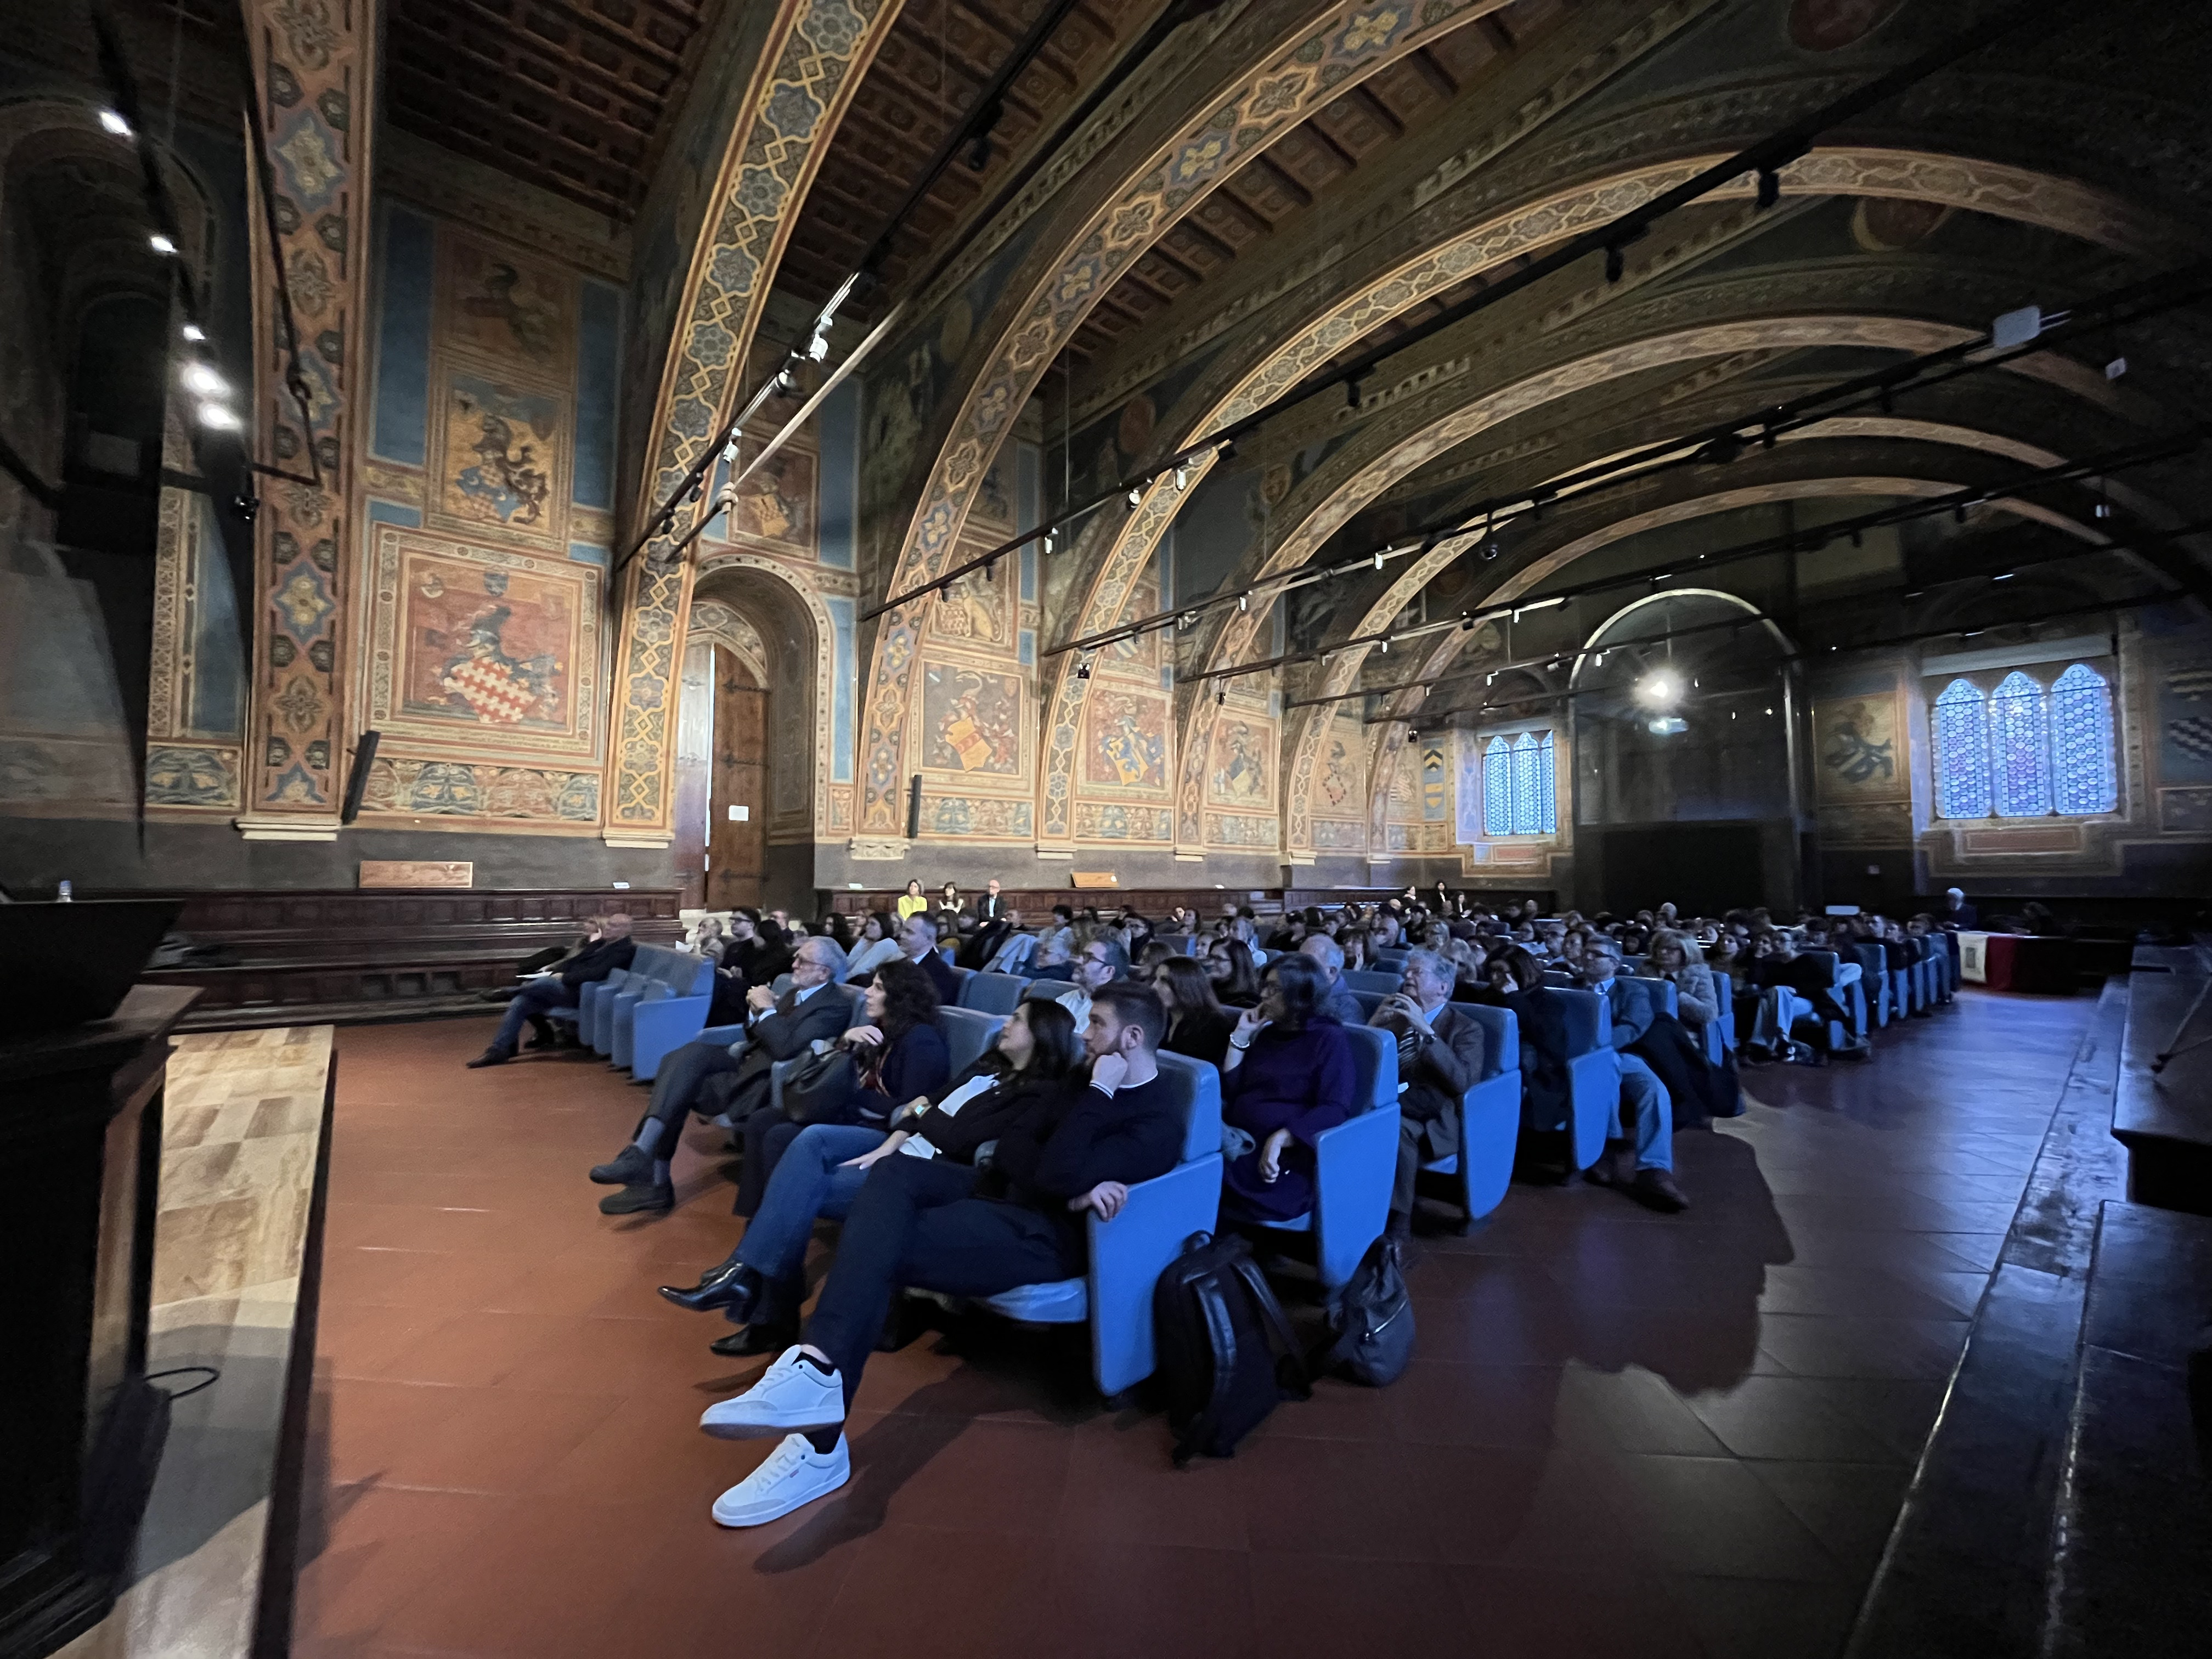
[905,775,923,839]
[340,730,381,824]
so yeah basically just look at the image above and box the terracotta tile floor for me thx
[292,988,2092,1658]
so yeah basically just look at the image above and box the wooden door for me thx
[708,646,768,909]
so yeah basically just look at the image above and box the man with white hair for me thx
[1299,934,1365,1025]
[1941,887,1978,928]
[1369,947,1486,1234]
[467,913,634,1067]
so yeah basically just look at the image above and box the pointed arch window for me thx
[1481,729,1558,836]
[1929,661,2119,821]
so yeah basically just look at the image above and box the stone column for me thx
[235,0,376,840]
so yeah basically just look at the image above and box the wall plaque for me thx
[359,861,475,889]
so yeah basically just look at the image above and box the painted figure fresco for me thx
[1321,725,1361,811]
[441,375,561,530]
[1085,690,1168,789]
[403,558,572,729]
[729,446,815,549]
[449,240,566,366]
[1815,695,1901,798]
[930,563,1009,645]
[922,663,1021,774]
[1210,718,1270,805]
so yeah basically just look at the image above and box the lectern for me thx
[0,984,198,1658]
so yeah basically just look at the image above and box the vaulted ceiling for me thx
[1066,0,1571,360]
[772,0,1164,312]
[382,0,726,222]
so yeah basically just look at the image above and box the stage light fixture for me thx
[149,234,176,255]
[181,363,226,397]
[195,402,239,430]
[180,323,205,342]
[1646,715,1687,736]
[1633,668,1685,709]
[100,109,131,136]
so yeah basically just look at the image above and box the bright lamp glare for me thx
[99,109,132,136]
[181,363,227,397]
[1633,668,1684,709]
[195,402,240,430]
[1646,714,1688,736]
[180,323,206,342]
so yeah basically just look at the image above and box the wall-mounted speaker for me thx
[905,774,923,839]
[340,730,381,825]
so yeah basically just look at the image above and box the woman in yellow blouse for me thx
[895,879,929,921]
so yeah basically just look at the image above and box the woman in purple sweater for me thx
[1218,953,1357,1224]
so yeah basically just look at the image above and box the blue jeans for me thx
[734,1124,887,1289]
[1618,1054,1674,1172]
[493,978,577,1051]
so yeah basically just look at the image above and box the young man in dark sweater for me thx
[694,980,1183,1526]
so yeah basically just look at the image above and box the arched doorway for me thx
[676,564,821,911]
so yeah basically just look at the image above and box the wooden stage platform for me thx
[60,1026,334,1659]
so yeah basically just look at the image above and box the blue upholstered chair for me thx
[1156,934,1193,956]
[1549,986,1619,1173]
[944,964,975,1007]
[1372,949,1409,973]
[1791,951,1860,1046]
[1708,970,1735,1064]
[1847,941,1891,1026]
[1342,969,1401,996]
[973,1048,1224,1395]
[936,1006,1007,1080]
[1254,1023,1400,1293]
[611,949,715,1073]
[1418,1002,1521,1229]
[1350,989,1386,1021]
[959,972,1030,1015]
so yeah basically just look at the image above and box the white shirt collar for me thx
[792,978,825,1002]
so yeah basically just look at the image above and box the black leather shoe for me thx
[709,1321,795,1358]
[659,1259,760,1318]
[465,1048,514,1069]
[599,1181,674,1216]
[590,1144,652,1186]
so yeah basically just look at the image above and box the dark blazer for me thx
[986,1073,1182,1259]
[854,1022,952,1123]
[973,893,1008,923]
[746,982,852,1063]
[1374,998,1485,1127]
[1163,1007,1236,1068]
[901,947,960,1006]
[1945,901,1979,928]
[1505,987,1573,1130]
[558,936,635,988]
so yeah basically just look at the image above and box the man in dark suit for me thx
[1942,887,1979,929]
[960,879,1012,966]
[1371,948,1486,1233]
[467,913,634,1066]
[891,912,961,1003]
[589,935,851,1215]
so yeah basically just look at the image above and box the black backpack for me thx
[1153,1232,1310,1466]
[1314,1236,1414,1387]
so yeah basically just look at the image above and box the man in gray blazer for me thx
[588,935,852,1215]
[1372,947,1486,1234]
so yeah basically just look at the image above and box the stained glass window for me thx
[1933,679,1992,820]
[1511,733,1542,834]
[1482,737,1511,836]
[1990,670,2052,816]
[1932,663,2118,821]
[1481,730,1558,835]
[2050,663,2118,815]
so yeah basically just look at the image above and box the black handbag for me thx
[780,1047,858,1126]
[1315,1236,1414,1387]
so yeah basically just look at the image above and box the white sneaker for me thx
[710,1433,849,1527]
[699,1346,846,1440]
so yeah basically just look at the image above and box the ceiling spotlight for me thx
[182,362,226,397]
[1075,658,1091,680]
[1373,551,1384,570]
[195,401,239,430]
[100,109,132,136]
[180,323,205,342]
[1174,466,1188,489]
[1993,571,2016,582]
[1238,594,1248,612]
[1633,668,1685,710]
[149,233,177,255]
[1042,529,1056,554]
[1126,488,1142,509]
[1646,715,1688,736]
[2094,500,2113,520]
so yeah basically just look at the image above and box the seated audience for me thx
[684,914,728,960]
[721,911,793,991]
[663,998,1086,1356]
[1218,955,1356,1226]
[1576,940,1709,1175]
[895,879,929,921]
[1299,933,1365,1025]
[590,935,850,1214]
[1041,936,1127,1028]
[695,983,1182,1527]
[1942,886,1979,929]
[1205,936,1263,1008]
[1649,928,1719,1029]
[842,912,901,983]
[467,913,635,1067]
[1029,932,1078,982]
[1370,947,1485,1235]
[733,958,950,1217]
[1152,954,1235,1066]
[982,911,1038,975]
